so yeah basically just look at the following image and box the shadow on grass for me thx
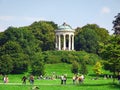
[75,83,120,89]
[109,83,120,89]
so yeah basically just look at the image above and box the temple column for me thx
[68,34,71,50]
[72,35,74,50]
[63,34,66,50]
[58,34,61,50]
[55,35,58,49]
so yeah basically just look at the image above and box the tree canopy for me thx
[75,24,109,54]
[0,20,111,75]
[113,13,120,35]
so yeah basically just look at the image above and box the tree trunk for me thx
[113,71,116,83]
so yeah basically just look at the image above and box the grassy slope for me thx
[0,63,119,90]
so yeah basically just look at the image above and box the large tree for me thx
[113,13,120,35]
[75,24,109,54]
[71,61,79,74]
[29,21,57,51]
[100,35,120,82]
[75,26,100,53]
[0,54,13,74]
[31,53,45,76]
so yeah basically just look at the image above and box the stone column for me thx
[72,35,74,50]
[63,34,66,50]
[68,34,71,50]
[55,35,58,49]
[58,34,61,50]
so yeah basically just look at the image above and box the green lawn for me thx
[0,63,119,90]
[0,79,119,90]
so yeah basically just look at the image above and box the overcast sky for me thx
[0,0,120,34]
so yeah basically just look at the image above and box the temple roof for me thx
[57,22,74,31]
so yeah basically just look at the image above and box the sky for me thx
[0,0,120,34]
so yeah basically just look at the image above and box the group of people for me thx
[60,74,85,85]
[60,74,67,85]
[22,75,34,85]
[72,74,84,84]
[1,73,120,85]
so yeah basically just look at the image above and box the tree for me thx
[93,61,103,77]
[79,61,88,75]
[81,24,109,43]
[99,35,120,83]
[1,41,23,55]
[113,13,120,35]
[71,61,79,74]
[75,24,109,54]
[0,54,13,74]
[11,53,29,74]
[29,21,57,51]
[31,53,45,76]
[75,27,100,53]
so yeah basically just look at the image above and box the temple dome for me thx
[57,22,74,31]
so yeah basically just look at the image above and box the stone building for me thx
[55,23,75,51]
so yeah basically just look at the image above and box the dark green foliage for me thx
[31,61,45,76]
[0,20,104,75]
[100,35,120,73]
[29,21,57,51]
[75,27,100,53]
[0,41,23,55]
[0,21,57,74]
[0,54,13,74]
[75,24,109,54]
[99,35,120,82]
[79,61,88,75]
[11,53,29,74]
[113,13,120,35]
[31,53,45,76]
[71,61,79,74]
[42,51,100,65]
[0,32,7,46]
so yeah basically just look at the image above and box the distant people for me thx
[29,75,34,85]
[22,76,27,84]
[72,75,76,84]
[61,75,64,85]
[74,74,84,84]
[80,74,84,83]
[63,75,67,85]
[118,73,120,84]
[4,75,8,83]
[60,74,67,85]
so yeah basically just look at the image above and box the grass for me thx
[0,63,120,90]
[0,79,119,90]
[45,63,72,77]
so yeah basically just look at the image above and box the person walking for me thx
[29,75,34,85]
[72,75,76,84]
[4,75,9,83]
[22,76,27,84]
[61,75,64,85]
[63,75,67,85]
